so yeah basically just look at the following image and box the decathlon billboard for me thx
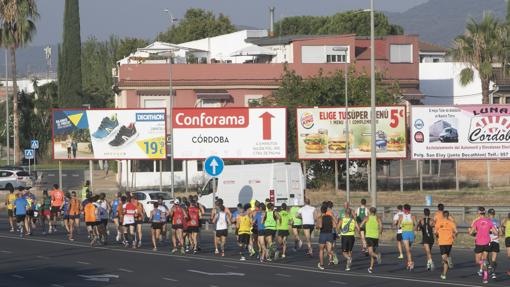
[52,109,166,160]
[172,107,287,159]
[411,105,510,159]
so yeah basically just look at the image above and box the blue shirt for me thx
[14,198,29,215]
[112,199,119,217]
[255,211,265,231]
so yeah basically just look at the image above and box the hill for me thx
[385,0,507,47]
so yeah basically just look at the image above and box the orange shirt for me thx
[435,218,456,245]
[51,189,65,207]
[69,198,81,215]
[84,203,96,222]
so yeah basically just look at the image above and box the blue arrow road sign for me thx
[204,156,224,177]
[24,149,34,160]
[31,140,39,149]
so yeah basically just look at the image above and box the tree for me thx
[0,0,39,164]
[82,37,113,108]
[58,0,82,107]
[451,13,508,104]
[157,8,236,43]
[274,11,403,37]
[112,37,149,62]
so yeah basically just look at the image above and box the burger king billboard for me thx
[172,107,286,159]
[296,106,407,160]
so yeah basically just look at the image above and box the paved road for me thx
[0,219,509,287]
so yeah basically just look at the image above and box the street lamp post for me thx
[369,0,377,208]
[5,50,9,165]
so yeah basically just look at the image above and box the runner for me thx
[213,200,230,257]
[187,200,201,254]
[298,198,316,257]
[264,202,277,261]
[62,192,72,235]
[275,203,291,260]
[317,205,336,270]
[470,207,498,284]
[338,208,360,271]
[84,195,99,246]
[118,196,127,245]
[157,196,170,243]
[133,196,145,248]
[417,208,435,271]
[150,202,163,251]
[23,188,35,235]
[255,203,267,262]
[13,193,29,238]
[68,191,81,241]
[49,184,65,234]
[356,199,368,254]
[123,197,138,249]
[170,198,187,254]
[393,205,404,259]
[326,201,339,264]
[237,203,252,261]
[399,204,416,270]
[289,199,303,252]
[501,212,510,276]
[487,208,500,279]
[232,203,242,243]
[111,192,122,242]
[5,189,17,232]
[435,203,455,268]
[96,193,110,245]
[435,210,457,280]
[361,207,383,274]
[40,190,51,235]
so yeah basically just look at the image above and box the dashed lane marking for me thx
[118,268,134,273]
[162,277,178,282]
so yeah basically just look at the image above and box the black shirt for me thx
[320,215,333,233]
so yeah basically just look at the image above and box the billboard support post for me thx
[487,160,491,189]
[399,159,403,192]
[455,160,459,191]
[334,160,338,192]
[58,160,62,189]
[419,160,423,192]
[159,160,163,193]
[185,160,189,193]
[89,160,93,192]
[125,160,129,192]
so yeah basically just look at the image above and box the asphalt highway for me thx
[0,219,509,287]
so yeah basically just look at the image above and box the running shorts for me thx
[474,244,491,254]
[440,245,452,256]
[7,209,13,217]
[238,234,250,245]
[505,237,510,248]
[63,214,70,220]
[422,236,434,246]
[42,210,50,217]
[265,229,276,237]
[151,222,163,230]
[341,235,355,252]
[292,224,302,229]
[318,232,334,244]
[85,221,98,227]
[187,226,199,233]
[277,230,290,237]
[172,224,183,230]
[402,231,415,242]
[26,210,34,217]
[216,229,228,237]
[16,215,26,223]
[302,224,315,231]
[360,226,366,232]
[366,237,379,248]
[489,242,500,253]
[396,233,403,241]
[50,206,61,215]
[101,219,108,227]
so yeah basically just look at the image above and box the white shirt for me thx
[299,205,316,225]
[393,211,403,234]
[216,211,228,230]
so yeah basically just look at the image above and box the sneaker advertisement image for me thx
[52,109,167,160]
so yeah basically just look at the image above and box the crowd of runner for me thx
[4,186,510,284]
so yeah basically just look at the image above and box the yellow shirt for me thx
[6,193,16,210]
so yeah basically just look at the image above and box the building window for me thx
[492,96,500,104]
[505,97,510,104]
[131,160,154,172]
[326,54,346,63]
[390,44,413,63]
[157,159,183,172]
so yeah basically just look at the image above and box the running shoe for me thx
[477,269,483,277]
[298,240,303,249]
[368,268,373,274]
[317,263,325,270]
[171,248,178,254]
[240,256,246,261]
[398,254,404,259]
[108,123,138,147]
[274,250,280,261]
[440,274,446,280]
[491,272,496,279]
[333,253,339,265]
[377,254,382,265]
[92,114,119,140]
[448,257,454,269]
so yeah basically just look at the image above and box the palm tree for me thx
[0,0,39,164]
[450,12,508,104]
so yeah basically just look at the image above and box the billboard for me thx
[172,107,286,159]
[52,109,166,160]
[296,106,407,160]
[411,105,510,159]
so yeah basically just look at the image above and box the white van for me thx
[198,162,305,209]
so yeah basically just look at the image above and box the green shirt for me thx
[290,206,302,226]
[340,217,356,236]
[365,215,379,239]
[265,211,277,230]
[277,210,290,231]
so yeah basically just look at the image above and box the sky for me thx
[34,0,428,46]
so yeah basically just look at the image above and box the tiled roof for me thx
[419,41,448,53]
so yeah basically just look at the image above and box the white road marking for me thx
[76,261,90,265]
[223,264,238,269]
[329,281,347,285]
[0,250,12,254]
[11,274,24,279]
[51,284,65,287]
[188,269,245,276]
[36,255,50,259]
[0,234,492,287]
[162,277,178,282]
[118,268,134,273]
[275,273,291,278]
